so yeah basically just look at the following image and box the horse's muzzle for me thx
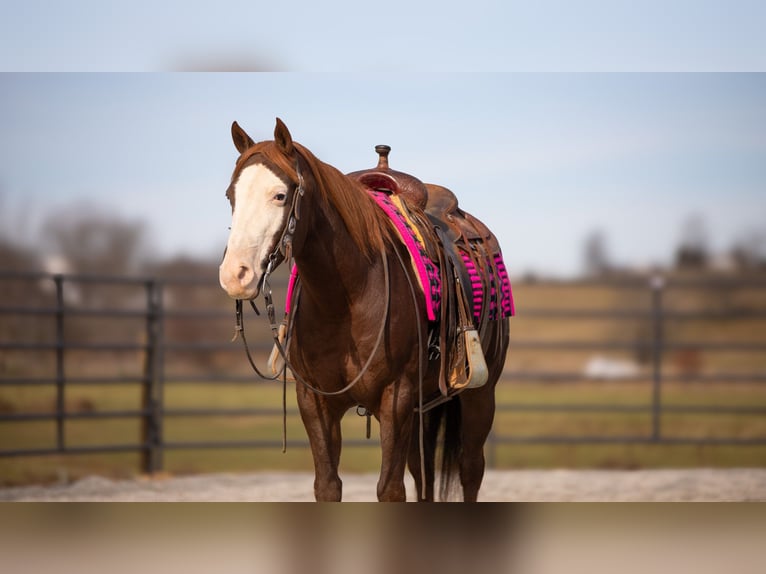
[219,261,261,300]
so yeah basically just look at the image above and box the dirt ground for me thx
[2,468,765,501]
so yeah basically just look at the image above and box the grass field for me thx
[2,274,766,486]
[2,378,765,486]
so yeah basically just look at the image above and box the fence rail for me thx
[1,270,766,473]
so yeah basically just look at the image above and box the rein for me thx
[263,248,391,398]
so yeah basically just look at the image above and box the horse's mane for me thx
[236,141,395,262]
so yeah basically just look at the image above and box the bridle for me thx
[231,155,394,397]
[229,160,305,382]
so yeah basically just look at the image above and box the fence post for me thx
[141,280,164,474]
[54,275,66,452]
[650,275,665,442]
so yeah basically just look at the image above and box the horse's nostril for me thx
[237,266,249,281]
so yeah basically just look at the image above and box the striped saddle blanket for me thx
[285,188,514,325]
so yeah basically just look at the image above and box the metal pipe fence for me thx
[1,270,765,473]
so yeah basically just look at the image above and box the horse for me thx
[219,118,510,501]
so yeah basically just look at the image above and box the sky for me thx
[0,2,764,278]
[1,73,764,278]
[1,1,765,72]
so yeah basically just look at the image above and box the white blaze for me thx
[219,164,289,299]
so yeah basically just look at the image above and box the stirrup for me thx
[447,272,489,390]
[448,327,489,390]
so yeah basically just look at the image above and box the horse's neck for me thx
[294,191,378,313]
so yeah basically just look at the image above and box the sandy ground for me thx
[2,468,766,501]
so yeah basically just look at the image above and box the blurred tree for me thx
[39,202,151,310]
[0,192,39,272]
[0,195,50,374]
[582,229,611,277]
[41,202,149,277]
[730,228,766,271]
[675,213,710,270]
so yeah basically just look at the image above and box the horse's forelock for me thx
[228,142,298,208]
[233,142,298,184]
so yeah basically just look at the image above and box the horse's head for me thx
[219,118,306,300]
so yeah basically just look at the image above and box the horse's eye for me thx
[274,193,287,203]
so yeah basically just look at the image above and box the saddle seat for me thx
[347,146,500,255]
[348,145,429,210]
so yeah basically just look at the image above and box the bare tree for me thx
[582,229,611,277]
[730,227,766,271]
[39,202,151,310]
[675,213,710,270]
[0,192,40,272]
[40,202,149,277]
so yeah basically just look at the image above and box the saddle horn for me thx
[375,145,391,169]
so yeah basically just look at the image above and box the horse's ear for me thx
[231,121,255,154]
[274,117,295,156]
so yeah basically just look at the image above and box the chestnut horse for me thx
[219,118,509,501]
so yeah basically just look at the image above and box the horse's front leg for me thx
[296,386,345,501]
[376,380,416,502]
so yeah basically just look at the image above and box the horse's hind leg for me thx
[407,410,440,501]
[296,387,345,501]
[458,387,496,502]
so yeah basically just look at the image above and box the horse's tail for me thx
[435,398,462,501]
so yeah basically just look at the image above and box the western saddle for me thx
[348,145,505,400]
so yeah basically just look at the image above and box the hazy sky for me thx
[1,73,764,277]
[0,2,764,277]
[1,1,764,72]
